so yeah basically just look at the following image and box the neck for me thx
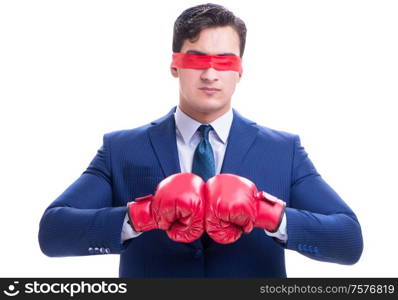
[178,103,230,124]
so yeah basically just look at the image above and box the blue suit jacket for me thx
[38,107,363,277]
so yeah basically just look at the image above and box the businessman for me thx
[38,3,363,277]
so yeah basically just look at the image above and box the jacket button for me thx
[105,248,111,254]
[193,249,203,259]
[88,247,94,254]
[100,247,105,253]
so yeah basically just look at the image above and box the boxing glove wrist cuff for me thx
[127,194,158,232]
[254,191,286,233]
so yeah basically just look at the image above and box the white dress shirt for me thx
[121,106,287,243]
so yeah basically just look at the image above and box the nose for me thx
[200,67,219,82]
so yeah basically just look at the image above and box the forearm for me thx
[39,205,127,257]
[284,207,363,264]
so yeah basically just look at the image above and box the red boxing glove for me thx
[205,174,285,244]
[127,173,205,243]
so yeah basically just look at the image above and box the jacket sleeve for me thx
[38,133,127,257]
[284,135,363,265]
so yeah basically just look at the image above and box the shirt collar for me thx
[174,105,233,145]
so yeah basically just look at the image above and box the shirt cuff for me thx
[121,212,143,243]
[264,212,288,243]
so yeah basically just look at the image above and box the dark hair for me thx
[172,3,247,57]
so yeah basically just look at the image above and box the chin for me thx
[194,102,227,114]
[181,94,230,117]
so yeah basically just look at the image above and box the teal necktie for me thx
[192,124,215,248]
[192,125,215,182]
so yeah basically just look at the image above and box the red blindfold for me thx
[171,53,243,74]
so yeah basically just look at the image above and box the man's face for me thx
[171,26,241,120]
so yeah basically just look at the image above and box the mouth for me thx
[199,87,221,95]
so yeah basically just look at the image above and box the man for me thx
[38,3,363,277]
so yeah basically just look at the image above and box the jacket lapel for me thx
[221,109,259,174]
[147,106,181,177]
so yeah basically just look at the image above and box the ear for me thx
[171,67,179,78]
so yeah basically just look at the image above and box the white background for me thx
[0,0,397,277]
